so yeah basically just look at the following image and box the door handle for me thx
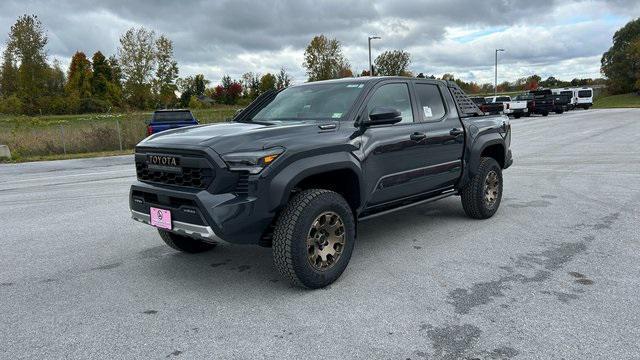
[449,128,464,136]
[410,132,427,141]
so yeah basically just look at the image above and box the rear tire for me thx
[514,114,521,119]
[158,230,217,253]
[272,189,356,289]
[460,157,503,219]
[542,111,549,116]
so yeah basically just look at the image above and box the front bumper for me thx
[130,180,275,245]
[131,210,221,242]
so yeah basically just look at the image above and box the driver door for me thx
[358,81,434,206]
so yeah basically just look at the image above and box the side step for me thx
[358,190,457,221]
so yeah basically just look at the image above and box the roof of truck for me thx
[295,76,448,86]
[154,109,192,112]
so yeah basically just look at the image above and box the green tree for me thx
[6,14,49,113]
[601,18,640,94]
[276,68,292,89]
[0,48,18,97]
[374,50,411,76]
[154,35,179,107]
[259,73,276,94]
[44,59,65,95]
[194,74,207,96]
[91,51,111,100]
[118,27,156,108]
[303,35,350,81]
[105,55,123,107]
[241,72,261,98]
[177,74,209,107]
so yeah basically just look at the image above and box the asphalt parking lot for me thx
[1,108,639,359]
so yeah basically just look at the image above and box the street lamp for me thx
[368,36,381,76]
[495,48,505,96]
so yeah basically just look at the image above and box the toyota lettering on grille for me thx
[147,154,180,170]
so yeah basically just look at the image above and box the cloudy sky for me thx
[1,0,639,85]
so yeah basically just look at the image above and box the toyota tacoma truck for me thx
[130,77,513,289]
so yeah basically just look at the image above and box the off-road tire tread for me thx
[460,157,502,219]
[272,189,353,288]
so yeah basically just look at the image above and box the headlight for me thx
[221,147,284,174]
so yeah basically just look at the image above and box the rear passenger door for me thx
[412,81,464,190]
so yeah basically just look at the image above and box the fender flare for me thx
[267,152,365,212]
[462,134,505,185]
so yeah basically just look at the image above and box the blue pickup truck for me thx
[146,109,199,136]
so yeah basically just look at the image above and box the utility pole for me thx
[495,49,505,96]
[368,36,381,76]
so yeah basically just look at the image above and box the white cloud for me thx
[0,0,637,85]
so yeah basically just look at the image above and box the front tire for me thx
[460,157,503,219]
[158,230,217,253]
[272,189,356,289]
[542,111,549,116]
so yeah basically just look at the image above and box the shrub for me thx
[0,95,23,114]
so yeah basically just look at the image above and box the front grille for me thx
[135,152,215,189]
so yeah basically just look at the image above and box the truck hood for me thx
[138,121,334,154]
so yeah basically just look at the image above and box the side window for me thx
[415,84,446,121]
[366,83,414,123]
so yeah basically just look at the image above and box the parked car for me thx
[576,87,593,109]
[130,77,513,288]
[146,109,199,136]
[486,95,528,118]
[471,96,503,114]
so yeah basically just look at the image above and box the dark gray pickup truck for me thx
[130,77,512,288]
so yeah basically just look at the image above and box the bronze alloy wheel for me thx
[484,170,500,206]
[306,211,346,271]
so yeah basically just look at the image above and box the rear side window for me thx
[578,90,592,98]
[415,84,446,121]
[153,111,194,122]
[366,83,414,123]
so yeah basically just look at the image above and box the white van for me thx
[576,87,593,109]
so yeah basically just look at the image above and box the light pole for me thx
[368,36,381,76]
[494,48,505,96]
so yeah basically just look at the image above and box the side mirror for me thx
[362,106,402,126]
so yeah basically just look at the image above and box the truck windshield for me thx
[152,111,194,122]
[496,97,511,102]
[251,83,365,121]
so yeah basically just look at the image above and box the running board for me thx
[358,190,457,221]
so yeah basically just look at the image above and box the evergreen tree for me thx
[91,51,111,100]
